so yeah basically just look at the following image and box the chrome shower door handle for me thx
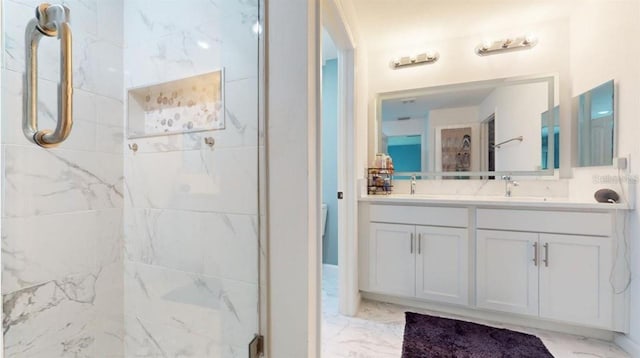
[24,3,73,148]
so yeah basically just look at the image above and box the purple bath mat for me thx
[402,312,554,358]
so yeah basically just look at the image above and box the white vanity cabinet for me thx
[476,230,539,316]
[415,226,468,305]
[363,204,470,305]
[538,233,613,328]
[476,209,617,330]
[476,230,613,328]
[368,223,416,296]
[359,200,628,333]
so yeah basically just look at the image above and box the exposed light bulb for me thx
[523,34,536,45]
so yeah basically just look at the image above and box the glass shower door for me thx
[1,0,263,356]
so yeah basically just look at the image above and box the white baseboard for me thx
[615,334,640,357]
[363,292,617,341]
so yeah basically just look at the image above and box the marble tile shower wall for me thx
[122,1,261,357]
[2,0,125,357]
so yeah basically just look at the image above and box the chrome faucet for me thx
[501,175,519,197]
[411,175,417,195]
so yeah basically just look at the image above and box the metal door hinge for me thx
[249,335,264,358]
[337,191,344,199]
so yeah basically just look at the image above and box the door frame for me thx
[320,0,359,316]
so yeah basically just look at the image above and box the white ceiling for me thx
[382,87,494,121]
[348,0,578,51]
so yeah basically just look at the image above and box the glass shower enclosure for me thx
[1,0,264,356]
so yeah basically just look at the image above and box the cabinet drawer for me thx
[370,205,468,227]
[476,209,611,236]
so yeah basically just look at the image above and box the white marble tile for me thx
[124,261,258,349]
[78,36,124,100]
[90,317,125,358]
[3,146,124,217]
[3,271,100,357]
[124,316,246,358]
[91,261,124,357]
[321,264,630,358]
[123,0,258,87]
[124,146,257,215]
[97,0,124,47]
[94,95,125,154]
[1,209,120,293]
[94,259,124,322]
[125,208,258,283]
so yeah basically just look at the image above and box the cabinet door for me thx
[415,226,468,305]
[539,234,613,328]
[477,230,539,316]
[368,223,416,297]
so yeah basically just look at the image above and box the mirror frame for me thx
[376,74,558,178]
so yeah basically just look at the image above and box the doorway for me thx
[319,0,358,356]
[321,26,340,320]
[481,114,496,179]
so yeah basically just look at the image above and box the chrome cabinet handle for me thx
[24,3,73,148]
[532,242,538,266]
[418,233,422,254]
[410,233,414,254]
[543,243,549,267]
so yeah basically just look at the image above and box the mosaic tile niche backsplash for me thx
[128,70,224,137]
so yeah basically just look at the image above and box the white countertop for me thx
[359,194,632,210]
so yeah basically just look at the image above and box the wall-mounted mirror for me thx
[378,76,556,178]
[576,80,615,167]
[363,1,628,181]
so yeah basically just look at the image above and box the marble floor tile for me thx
[321,264,629,358]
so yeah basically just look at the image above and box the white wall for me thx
[567,1,640,354]
[268,0,320,356]
[366,18,571,176]
[479,82,548,172]
[429,106,480,172]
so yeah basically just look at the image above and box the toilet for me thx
[322,203,328,238]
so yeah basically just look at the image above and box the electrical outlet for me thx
[613,156,628,170]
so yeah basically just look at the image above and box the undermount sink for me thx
[388,194,554,202]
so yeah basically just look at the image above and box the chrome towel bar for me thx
[493,136,523,149]
[24,3,73,148]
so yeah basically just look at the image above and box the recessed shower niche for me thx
[127,70,225,138]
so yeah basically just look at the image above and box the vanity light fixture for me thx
[475,35,537,56]
[392,51,439,69]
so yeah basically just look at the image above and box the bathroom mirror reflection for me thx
[576,80,615,167]
[379,76,556,178]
